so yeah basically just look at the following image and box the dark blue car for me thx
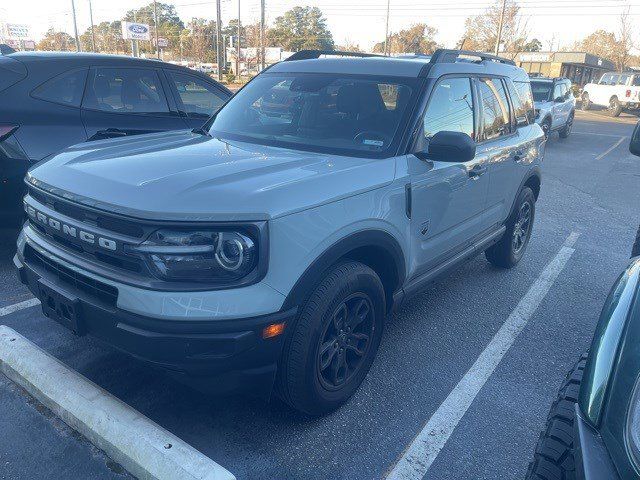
[0,52,232,224]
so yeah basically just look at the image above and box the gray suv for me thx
[531,77,576,139]
[15,49,545,415]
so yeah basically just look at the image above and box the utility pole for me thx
[383,0,390,56]
[494,0,507,55]
[154,0,160,59]
[216,0,222,80]
[260,0,265,70]
[88,0,96,51]
[236,0,241,79]
[71,0,80,52]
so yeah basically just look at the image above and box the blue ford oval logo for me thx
[129,24,148,34]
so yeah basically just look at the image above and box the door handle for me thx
[95,128,128,138]
[468,164,487,179]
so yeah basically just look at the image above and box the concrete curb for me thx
[0,325,235,480]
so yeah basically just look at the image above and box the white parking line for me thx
[385,232,580,480]
[572,131,628,138]
[596,137,626,160]
[0,326,235,480]
[0,298,40,317]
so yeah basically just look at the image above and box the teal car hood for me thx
[27,130,396,221]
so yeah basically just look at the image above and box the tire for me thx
[541,118,552,140]
[608,96,622,117]
[581,93,591,111]
[525,353,588,480]
[632,225,640,258]
[558,112,574,139]
[276,261,385,416]
[486,187,536,268]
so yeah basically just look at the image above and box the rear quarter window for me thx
[32,68,88,107]
[0,56,27,92]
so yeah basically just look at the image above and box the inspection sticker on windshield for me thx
[363,139,384,147]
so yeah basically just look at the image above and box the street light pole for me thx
[260,0,265,70]
[383,0,390,56]
[88,0,96,51]
[236,0,241,79]
[494,0,507,55]
[216,0,222,81]
[71,0,80,52]
[154,0,160,59]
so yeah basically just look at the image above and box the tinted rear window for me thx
[0,56,27,92]
[32,68,88,107]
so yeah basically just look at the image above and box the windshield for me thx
[207,73,417,157]
[530,81,552,102]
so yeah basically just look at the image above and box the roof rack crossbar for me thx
[429,49,516,66]
[285,50,385,61]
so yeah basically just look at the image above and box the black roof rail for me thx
[430,49,516,66]
[285,50,385,61]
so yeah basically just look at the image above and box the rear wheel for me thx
[581,93,591,110]
[276,261,385,416]
[486,187,535,268]
[525,353,587,480]
[608,96,622,117]
[559,112,574,139]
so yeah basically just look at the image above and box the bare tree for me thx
[459,0,528,53]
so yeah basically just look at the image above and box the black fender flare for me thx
[507,168,542,220]
[281,229,406,311]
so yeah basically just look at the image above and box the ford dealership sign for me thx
[121,22,151,41]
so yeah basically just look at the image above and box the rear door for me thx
[81,66,187,141]
[164,70,230,129]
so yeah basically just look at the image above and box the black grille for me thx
[25,245,118,307]
[28,186,145,238]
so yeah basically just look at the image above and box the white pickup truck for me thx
[581,71,640,116]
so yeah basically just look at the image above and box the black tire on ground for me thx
[632,225,640,257]
[525,352,588,480]
[542,118,552,140]
[581,93,591,111]
[559,112,574,139]
[276,261,385,416]
[486,187,536,268]
[608,97,623,117]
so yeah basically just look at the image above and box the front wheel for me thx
[486,187,535,268]
[276,261,385,416]
[608,96,622,117]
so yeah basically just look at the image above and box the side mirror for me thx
[630,122,640,157]
[416,131,476,163]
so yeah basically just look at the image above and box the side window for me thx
[31,69,88,107]
[168,71,227,117]
[618,75,631,86]
[609,74,620,86]
[83,68,169,114]
[564,82,573,99]
[600,74,612,85]
[506,80,528,126]
[633,76,640,87]
[553,83,565,101]
[478,77,510,141]
[513,80,535,124]
[423,77,475,140]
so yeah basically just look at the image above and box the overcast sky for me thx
[2,0,638,51]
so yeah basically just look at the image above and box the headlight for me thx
[130,229,258,283]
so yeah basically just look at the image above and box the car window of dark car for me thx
[478,77,510,141]
[83,67,169,114]
[31,68,88,107]
[423,77,475,140]
[168,71,227,117]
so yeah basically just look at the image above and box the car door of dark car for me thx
[81,66,187,141]
[164,70,230,129]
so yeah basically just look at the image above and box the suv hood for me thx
[27,130,395,221]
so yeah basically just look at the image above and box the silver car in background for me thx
[531,77,576,140]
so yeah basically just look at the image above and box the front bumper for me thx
[574,405,621,480]
[14,249,297,397]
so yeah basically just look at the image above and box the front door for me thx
[409,76,491,277]
[81,66,187,141]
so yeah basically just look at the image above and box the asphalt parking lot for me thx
[1,109,639,480]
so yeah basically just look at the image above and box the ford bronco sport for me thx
[15,49,545,415]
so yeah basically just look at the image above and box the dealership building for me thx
[512,51,616,86]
